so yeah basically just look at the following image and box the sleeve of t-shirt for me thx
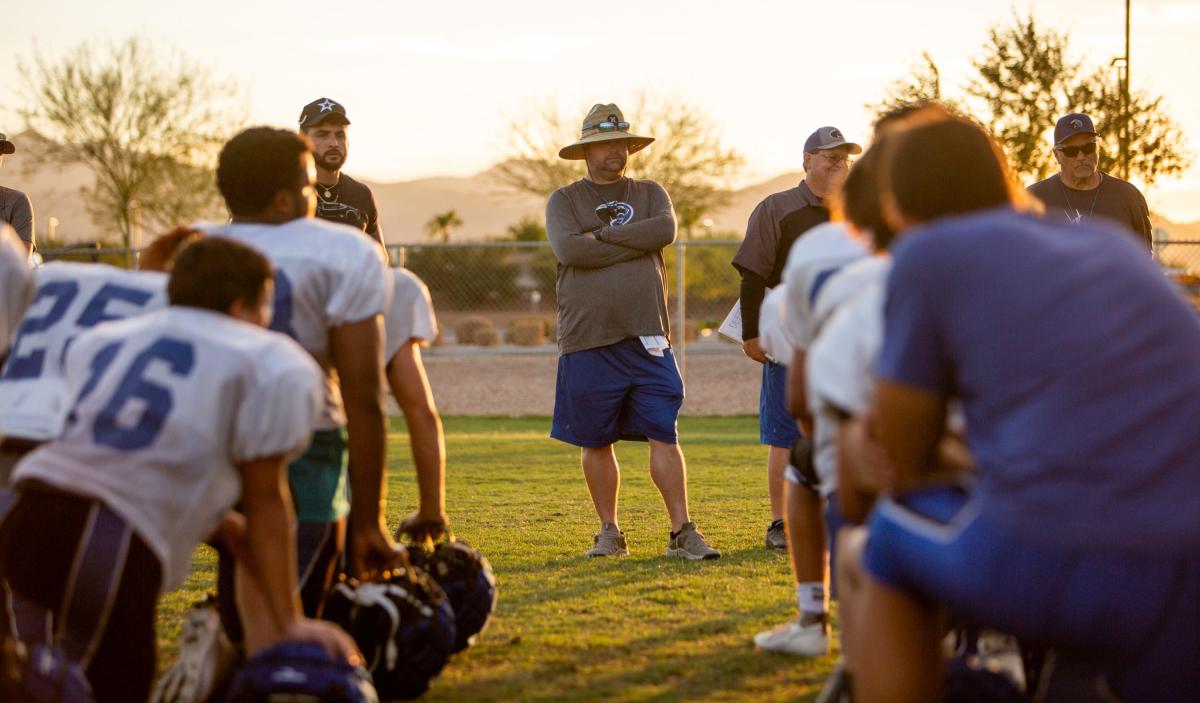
[365,188,384,247]
[7,192,34,244]
[325,238,393,325]
[385,269,438,360]
[232,344,323,463]
[1130,185,1152,248]
[877,242,952,392]
[0,228,33,355]
[757,284,795,363]
[731,198,779,280]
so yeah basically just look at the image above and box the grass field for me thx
[157,415,837,702]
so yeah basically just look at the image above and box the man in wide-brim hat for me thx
[545,103,721,561]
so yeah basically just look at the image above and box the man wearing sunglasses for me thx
[546,103,720,561]
[1027,113,1152,248]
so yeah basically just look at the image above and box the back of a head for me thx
[139,227,204,272]
[168,237,273,314]
[885,116,1016,224]
[217,127,312,217]
[838,143,894,250]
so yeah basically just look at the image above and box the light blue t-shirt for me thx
[879,207,1200,556]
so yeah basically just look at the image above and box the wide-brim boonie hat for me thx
[558,103,654,160]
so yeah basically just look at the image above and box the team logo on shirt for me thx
[317,200,366,231]
[602,201,634,226]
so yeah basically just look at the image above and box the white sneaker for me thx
[753,617,830,657]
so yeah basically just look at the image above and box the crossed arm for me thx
[545,187,676,268]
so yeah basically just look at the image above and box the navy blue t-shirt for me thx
[879,207,1200,556]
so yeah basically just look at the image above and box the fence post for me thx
[676,237,686,381]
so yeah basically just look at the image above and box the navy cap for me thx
[803,126,862,155]
[298,98,351,130]
[0,132,14,156]
[1054,113,1097,145]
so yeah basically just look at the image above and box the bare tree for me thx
[494,95,744,234]
[19,36,240,247]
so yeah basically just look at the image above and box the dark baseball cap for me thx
[0,132,14,156]
[298,98,351,129]
[1054,113,1097,145]
[804,126,862,155]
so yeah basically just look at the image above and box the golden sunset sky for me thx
[4,0,1199,221]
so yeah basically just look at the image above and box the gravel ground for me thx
[413,340,763,416]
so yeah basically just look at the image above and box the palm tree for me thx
[424,210,463,243]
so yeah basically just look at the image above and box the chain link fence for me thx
[36,236,1200,360]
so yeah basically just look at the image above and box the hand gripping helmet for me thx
[322,565,456,700]
[405,537,497,653]
[223,641,378,703]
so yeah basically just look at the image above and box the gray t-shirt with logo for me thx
[545,177,677,354]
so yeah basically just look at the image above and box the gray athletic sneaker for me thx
[765,519,787,550]
[666,522,721,560]
[586,523,629,557]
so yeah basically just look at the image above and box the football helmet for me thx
[0,637,95,703]
[224,641,377,703]
[322,565,456,700]
[406,536,497,653]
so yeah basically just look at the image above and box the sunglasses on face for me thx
[1057,142,1098,158]
[818,151,851,165]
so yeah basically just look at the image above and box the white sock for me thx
[797,582,826,616]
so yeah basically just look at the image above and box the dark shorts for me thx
[551,338,684,448]
[0,486,161,703]
[864,482,1200,702]
[759,360,801,447]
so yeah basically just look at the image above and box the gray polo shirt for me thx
[732,181,823,282]
[545,177,677,354]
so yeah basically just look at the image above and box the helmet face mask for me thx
[322,566,456,700]
[406,539,498,654]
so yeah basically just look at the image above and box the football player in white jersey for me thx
[205,127,402,628]
[0,228,199,482]
[0,224,34,366]
[752,219,867,658]
[0,237,360,703]
[384,267,448,536]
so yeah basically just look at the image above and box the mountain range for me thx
[6,130,1199,245]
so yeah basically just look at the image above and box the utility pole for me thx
[1122,0,1131,180]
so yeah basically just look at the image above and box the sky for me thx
[4,0,1200,222]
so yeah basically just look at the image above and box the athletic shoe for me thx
[666,522,721,560]
[753,616,830,657]
[586,523,629,557]
[765,519,787,550]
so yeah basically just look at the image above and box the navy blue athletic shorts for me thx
[864,482,1200,702]
[551,338,684,447]
[760,360,801,447]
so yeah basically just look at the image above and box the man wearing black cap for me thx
[1027,112,1152,248]
[732,126,861,553]
[0,132,35,256]
[298,98,385,249]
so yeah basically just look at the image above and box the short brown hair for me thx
[139,227,204,272]
[883,116,1016,224]
[836,142,895,250]
[168,237,273,314]
[216,127,312,216]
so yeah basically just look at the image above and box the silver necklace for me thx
[1058,173,1103,223]
[318,176,340,201]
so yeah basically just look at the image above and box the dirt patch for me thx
[415,347,762,416]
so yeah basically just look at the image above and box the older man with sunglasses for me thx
[1027,113,1152,248]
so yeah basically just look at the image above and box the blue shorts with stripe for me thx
[552,338,684,448]
[864,482,1200,702]
[760,360,801,447]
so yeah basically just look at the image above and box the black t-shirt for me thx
[1026,172,1152,248]
[314,172,384,248]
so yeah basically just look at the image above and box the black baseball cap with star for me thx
[298,97,351,129]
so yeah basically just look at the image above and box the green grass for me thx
[157,416,836,702]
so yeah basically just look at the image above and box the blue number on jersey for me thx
[269,269,298,339]
[1,282,155,381]
[809,267,844,306]
[1,280,80,380]
[93,338,195,451]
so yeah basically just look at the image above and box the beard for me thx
[316,150,345,172]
